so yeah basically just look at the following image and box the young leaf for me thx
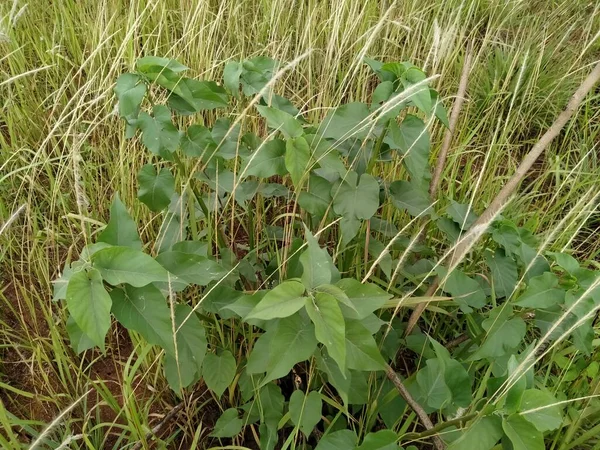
[155,251,226,287]
[335,278,391,319]
[110,284,174,353]
[246,314,318,385]
[485,249,518,299]
[285,135,311,188]
[114,73,146,124]
[345,320,386,371]
[355,429,398,450]
[203,351,236,397]
[306,292,346,371]
[66,268,112,350]
[137,164,176,212]
[98,193,142,250]
[66,315,96,354]
[447,416,503,450]
[210,408,243,438]
[519,389,562,432]
[300,226,340,289]
[242,139,287,178]
[502,414,544,450]
[289,390,322,438]
[246,280,307,320]
[315,429,358,450]
[91,246,168,287]
[137,105,180,158]
[389,180,433,217]
[514,272,565,309]
[256,105,303,139]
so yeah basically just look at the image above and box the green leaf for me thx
[437,266,486,312]
[385,115,430,185]
[155,251,226,287]
[431,89,449,127]
[447,200,478,230]
[66,268,112,350]
[429,339,471,408]
[485,249,518,299]
[137,164,176,212]
[345,320,386,371]
[318,102,372,141]
[285,136,311,187]
[114,73,146,123]
[300,226,340,289]
[298,174,334,219]
[66,315,96,354]
[210,408,243,438]
[549,251,579,274]
[389,180,433,217]
[259,422,278,450]
[256,105,303,139]
[111,284,174,354]
[262,94,303,120]
[289,390,322,438]
[203,351,236,397]
[223,61,243,97]
[502,414,544,450]
[332,172,379,244]
[137,56,188,77]
[519,389,562,432]
[167,79,229,115]
[514,272,565,309]
[258,382,285,423]
[306,292,346,371]
[98,194,142,250]
[242,138,287,178]
[137,105,180,158]
[246,280,307,320]
[92,246,168,287]
[246,314,318,385]
[164,304,207,392]
[505,355,526,413]
[470,305,526,360]
[447,416,503,450]
[355,430,398,450]
[335,278,391,319]
[416,359,451,409]
[180,124,216,158]
[315,430,358,450]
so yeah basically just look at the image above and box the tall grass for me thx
[1,0,600,448]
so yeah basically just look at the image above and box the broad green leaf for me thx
[210,408,243,438]
[514,272,565,309]
[447,416,503,450]
[168,79,229,115]
[400,67,432,114]
[548,251,579,274]
[315,430,358,450]
[246,314,318,384]
[256,105,303,139]
[285,136,311,187]
[137,56,187,77]
[332,172,379,244]
[389,180,433,217]
[437,266,486,312]
[259,422,278,450]
[137,164,175,212]
[165,304,207,392]
[223,61,243,97]
[502,414,544,450]
[355,430,398,450]
[66,315,96,354]
[170,240,208,256]
[447,200,478,230]
[203,351,236,397]
[519,389,562,432]
[98,194,142,250]
[306,292,346,370]
[111,284,174,354]
[372,81,394,105]
[92,246,168,287]
[471,306,526,360]
[222,291,265,325]
[66,269,112,350]
[345,320,386,371]
[416,359,451,409]
[53,262,80,301]
[212,118,245,160]
[505,355,527,413]
[485,249,518,299]
[258,382,285,423]
[180,124,216,158]
[155,251,226,287]
[318,102,372,141]
[246,280,307,320]
[385,115,430,185]
[262,94,304,120]
[137,105,180,158]
[335,278,391,319]
[242,139,287,178]
[289,390,322,438]
[315,348,351,405]
[114,73,146,123]
[429,339,471,408]
[431,89,449,127]
[300,226,340,289]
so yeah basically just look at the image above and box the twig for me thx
[131,400,187,450]
[386,365,446,450]
[405,60,600,336]
[445,333,470,350]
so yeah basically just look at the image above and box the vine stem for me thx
[385,365,446,450]
[406,59,600,336]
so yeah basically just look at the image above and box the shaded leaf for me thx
[289,390,322,438]
[502,414,544,450]
[389,180,433,217]
[203,351,236,397]
[210,408,243,438]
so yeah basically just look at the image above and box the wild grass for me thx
[1,0,600,448]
